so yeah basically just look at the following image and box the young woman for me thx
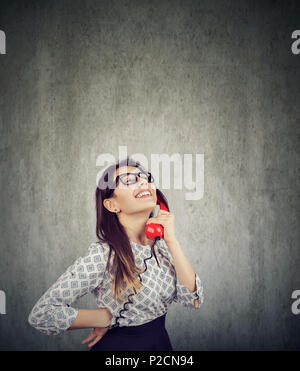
[28,156,204,350]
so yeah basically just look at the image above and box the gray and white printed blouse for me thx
[28,238,204,336]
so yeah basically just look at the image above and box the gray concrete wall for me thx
[0,0,299,350]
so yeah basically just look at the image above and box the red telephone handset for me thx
[145,193,169,241]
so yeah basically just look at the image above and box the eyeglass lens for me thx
[120,172,152,185]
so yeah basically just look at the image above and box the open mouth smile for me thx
[135,190,152,198]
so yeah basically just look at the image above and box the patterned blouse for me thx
[28,238,204,336]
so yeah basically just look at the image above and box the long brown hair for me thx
[95,156,169,303]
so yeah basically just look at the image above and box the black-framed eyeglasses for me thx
[105,170,154,199]
[115,171,154,186]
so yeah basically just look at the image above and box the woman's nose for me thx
[137,177,148,187]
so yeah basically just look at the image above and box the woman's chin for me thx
[134,198,156,211]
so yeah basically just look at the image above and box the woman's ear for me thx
[103,198,120,213]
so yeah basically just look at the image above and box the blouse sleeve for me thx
[158,239,204,309]
[28,242,107,336]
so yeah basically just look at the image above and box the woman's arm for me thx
[147,210,204,309]
[165,238,198,292]
[164,237,204,309]
[68,308,112,330]
[159,239,204,309]
[28,242,111,335]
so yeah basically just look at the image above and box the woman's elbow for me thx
[28,308,38,328]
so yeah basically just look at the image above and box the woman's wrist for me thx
[68,308,112,330]
[99,308,113,327]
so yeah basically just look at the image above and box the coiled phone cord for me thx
[113,237,161,328]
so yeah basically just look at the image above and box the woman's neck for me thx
[118,211,152,246]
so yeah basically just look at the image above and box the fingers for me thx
[82,328,109,347]
[147,214,172,222]
[158,210,174,218]
[147,210,173,223]
[81,331,96,344]
[194,299,199,308]
[158,210,170,216]
[88,335,102,348]
[146,217,170,225]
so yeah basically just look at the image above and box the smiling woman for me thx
[28,156,204,351]
[94,157,169,304]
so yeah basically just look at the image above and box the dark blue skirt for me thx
[90,313,173,351]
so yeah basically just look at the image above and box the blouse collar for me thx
[130,240,151,250]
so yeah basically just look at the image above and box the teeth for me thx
[136,191,151,198]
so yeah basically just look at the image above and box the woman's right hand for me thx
[81,326,110,348]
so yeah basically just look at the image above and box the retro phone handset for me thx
[145,193,169,241]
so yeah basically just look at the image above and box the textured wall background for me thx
[0,0,299,350]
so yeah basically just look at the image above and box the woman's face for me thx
[104,166,157,215]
